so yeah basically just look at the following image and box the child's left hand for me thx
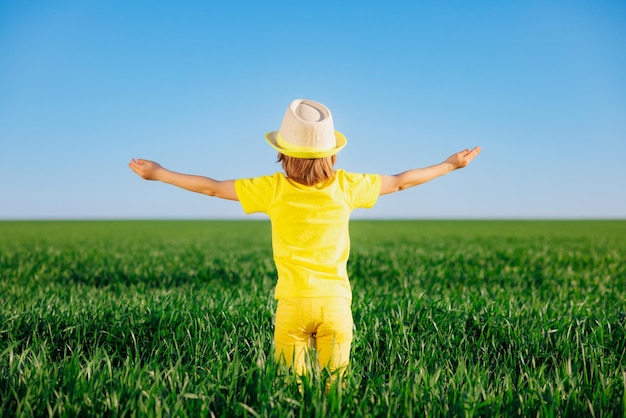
[128,159,163,181]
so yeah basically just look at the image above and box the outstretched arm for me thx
[380,147,481,195]
[128,159,238,201]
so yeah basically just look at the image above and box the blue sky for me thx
[1,1,625,219]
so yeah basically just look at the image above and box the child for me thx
[128,98,480,387]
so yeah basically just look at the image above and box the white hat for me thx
[265,99,347,158]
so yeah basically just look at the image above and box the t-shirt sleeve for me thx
[235,175,276,214]
[344,172,381,209]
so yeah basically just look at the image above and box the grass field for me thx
[1,220,625,417]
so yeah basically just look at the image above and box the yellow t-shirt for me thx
[235,169,381,300]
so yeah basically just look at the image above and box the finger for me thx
[468,147,481,161]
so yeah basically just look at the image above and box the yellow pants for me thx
[274,297,352,378]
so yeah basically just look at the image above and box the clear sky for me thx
[1,1,625,219]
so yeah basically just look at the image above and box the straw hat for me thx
[265,99,347,158]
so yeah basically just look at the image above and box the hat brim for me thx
[265,131,347,158]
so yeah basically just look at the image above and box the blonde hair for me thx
[278,153,337,186]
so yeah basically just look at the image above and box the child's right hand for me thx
[445,147,481,169]
[128,159,163,180]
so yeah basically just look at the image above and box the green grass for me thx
[1,220,625,417]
